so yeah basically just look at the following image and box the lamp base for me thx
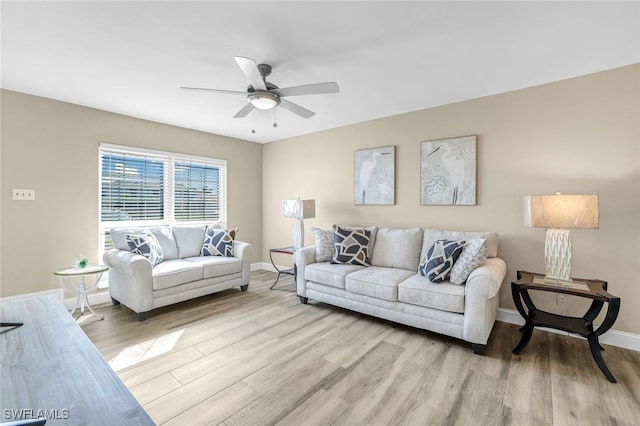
[544,228,572,282]
[543,276,573,288]
[292,219,304,249]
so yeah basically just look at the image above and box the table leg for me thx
[512,320,534,354]
[269,250,282,290]
[79,291,105,320]
[588,336,616,383]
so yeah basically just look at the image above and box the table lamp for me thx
[283,199,315,249]
[524,194,599,282]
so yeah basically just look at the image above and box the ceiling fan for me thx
[181,56,340,119]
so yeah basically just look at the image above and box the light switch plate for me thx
[12,189,35,201]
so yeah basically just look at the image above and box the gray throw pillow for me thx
[450,239,488,285]
[311,227,334,262]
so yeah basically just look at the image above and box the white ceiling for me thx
[2,1,639,144]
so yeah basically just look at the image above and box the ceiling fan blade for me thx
[181,87,246,95]
[234,56,267,91]
[273,82,339,97]
[279,99,315,119]
[233,103,255,118]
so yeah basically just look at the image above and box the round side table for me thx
[54,265,108,320]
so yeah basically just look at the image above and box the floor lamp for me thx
[283,199,315,249]
[524,194,599,283]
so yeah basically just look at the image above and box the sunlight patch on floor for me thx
[109,329,185,372]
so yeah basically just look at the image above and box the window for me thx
[99,143,227,250]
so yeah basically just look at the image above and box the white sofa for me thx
[294,227,506,354]
[103,225,252,320]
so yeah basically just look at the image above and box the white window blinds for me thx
[101,151,166,223]
[174,156,227,224]
[99,144,228,248]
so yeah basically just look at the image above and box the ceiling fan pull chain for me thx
[273,108,278,128]
[251,111,256,134]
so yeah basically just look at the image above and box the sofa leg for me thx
[111,297,120,306]
[472,343,486,355]
[137,312,148,321]
[240,284,249,292]
[299,296,309,304]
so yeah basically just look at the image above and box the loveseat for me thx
[103,224,252,320]
[294,226,506,354]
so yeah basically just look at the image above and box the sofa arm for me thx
[294,245,317,297]
[463,257,507,345]
[103,249,151,276]
[233,241,252,286]
[103,249,154,313]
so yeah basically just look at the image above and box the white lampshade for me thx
[282,199,316,220]
[524,194,599,229]
[523,194,599,282]
[283,199,316,249]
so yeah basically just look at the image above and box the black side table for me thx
[269,246,296,290]
[511,270,620,383]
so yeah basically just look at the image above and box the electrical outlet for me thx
[12,189,35,201]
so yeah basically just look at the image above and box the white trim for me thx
[62,291,112,310]
[497,308,640,352]
[251,262,265,272]
[259,262,292,273]
[0,288,63,301]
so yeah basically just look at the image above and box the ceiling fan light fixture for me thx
[247,91,280,110]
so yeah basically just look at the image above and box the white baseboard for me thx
[256,262,290,273]
[497,308,640,352]
[0,288,63,301]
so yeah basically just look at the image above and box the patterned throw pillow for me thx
[126,232,164,266]
[201,225,235,257]
[418,239,465,282]
[312,227,335,262]
[450,239,488,285]
[331,225,371,266]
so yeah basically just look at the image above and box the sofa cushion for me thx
[184,256,242,279]
[126,232,164,266]
[311,227,335,262]
[111,226,179,260]
[398,274,466,313]
[201,225,235,257]
[422,229,498,260]
[173,225,207,258]
[331,225,372,266]
[450,239,488,285]
[152,259,204,291]
[345,267,415,302]
[370,227,424,271]
[336,224,378,256]
[418,240,465,282]
[305,262,364,289]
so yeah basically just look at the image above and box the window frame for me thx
[98,143,228,254]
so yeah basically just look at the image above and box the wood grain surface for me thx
[80,271,640,426]
[0,294,153,425]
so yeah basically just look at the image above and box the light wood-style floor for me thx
[82,271,640,426]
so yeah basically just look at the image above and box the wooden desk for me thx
[0,294,154,425]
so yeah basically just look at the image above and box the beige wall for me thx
[263,65,640,335]
[0,90,263,297]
